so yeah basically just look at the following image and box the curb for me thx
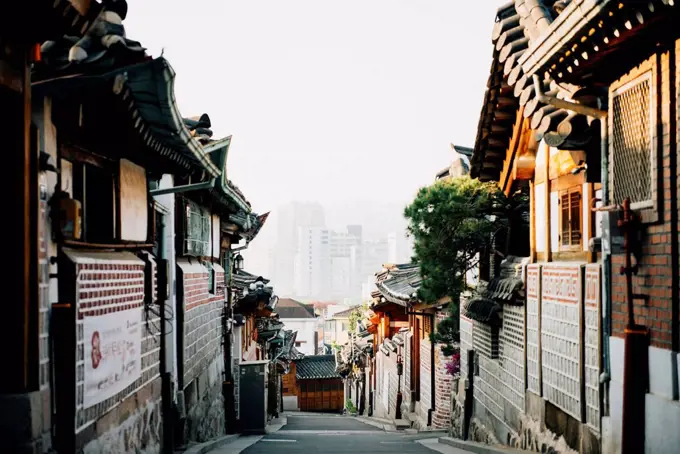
[438,437,531,454]
[182,435,240,454]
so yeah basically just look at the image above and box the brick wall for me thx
[178,259,225,387]
[432,347,454,429]
[610,49,679,349]
[676,38,680,352]
[64,250,161,450]
[432,312,454,429]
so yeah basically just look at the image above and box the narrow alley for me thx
[209,414,473,454]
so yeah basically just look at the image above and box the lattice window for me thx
[183,199,211,256]
[610,71,653,208]
[558,187,582,251]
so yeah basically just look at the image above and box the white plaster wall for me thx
[280,318,318,355]
[283,396,298,411]
[153,174,178,401]
[535,183,546,252]
[550,191,559,252]
[604,336,680,454]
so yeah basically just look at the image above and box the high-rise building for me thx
[387,231,413,265]
[274,202,325,296]
[293,226,331,299]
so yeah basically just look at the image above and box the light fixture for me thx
[233,253,244,270]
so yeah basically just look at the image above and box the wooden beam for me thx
[530,179,537,262]
[544,141,552,262]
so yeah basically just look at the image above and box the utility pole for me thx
[619,198,648,454]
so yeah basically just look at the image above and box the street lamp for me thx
[233,253,244,271]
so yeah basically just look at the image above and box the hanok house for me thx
[230,269,295,426]
[458,1,680,454]
[24,4,237,452]
[284,355,344,413]
[167,125,267,443]
[0,1,104,452]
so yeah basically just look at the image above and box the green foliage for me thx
[345,399,357,413]
[405,176,510,353]
[348,302,370,333]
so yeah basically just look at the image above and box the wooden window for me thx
[181,198,211,257]
[61,153,149,245]
[558,187,582,251]
[70,160,116,243]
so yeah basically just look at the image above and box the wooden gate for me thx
[298,379,343,412]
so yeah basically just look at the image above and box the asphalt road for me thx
[211,414,471,454]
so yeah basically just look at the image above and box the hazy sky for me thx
[125,1,502,213]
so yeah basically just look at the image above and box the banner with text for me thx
[83,307,142,408]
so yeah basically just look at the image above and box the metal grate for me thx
[611,73,652,206]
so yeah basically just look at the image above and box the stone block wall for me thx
[82,378,162,454]
[177,259,226,442]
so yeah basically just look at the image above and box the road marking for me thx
[261,439,297,443]
[279,430,384,435]
[380,441,411,444]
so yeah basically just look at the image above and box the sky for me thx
[125,0,501,211]
[126,1,503,275]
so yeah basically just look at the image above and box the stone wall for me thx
[177,259,226,442]
[183,356,225,442]
[82,378,162,454]
[65,251,162,450]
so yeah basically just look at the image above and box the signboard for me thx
[83,308,142,408]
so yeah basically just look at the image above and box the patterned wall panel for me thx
[541,264,583,421]
[475,355,504,422]
[584,265,601,431]
[526,264,541,394]
[500,305,525,412]
[460,314,473,380]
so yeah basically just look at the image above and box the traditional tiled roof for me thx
[295,355,341,380]
[37,3,147,80]
[375,263,421,306]
[276,299,316,319]
[436,143,473,181]
[331,308,356,319]
[463,297,502,326]
[232,269,270,299]
[519,0,679,85]
[2,0,103,45]
[471,0,601,181]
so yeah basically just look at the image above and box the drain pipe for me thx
[533,74,613,411]
[150,178,216,196]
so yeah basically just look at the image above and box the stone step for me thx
[394,419,411,430]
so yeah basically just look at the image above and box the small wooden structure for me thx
[284,355,343,413]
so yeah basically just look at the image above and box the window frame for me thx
[608,55,661,224]
[557,186,583,252]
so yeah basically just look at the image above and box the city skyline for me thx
[242,200,413,303]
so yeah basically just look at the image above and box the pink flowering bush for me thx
[445,353,461,376]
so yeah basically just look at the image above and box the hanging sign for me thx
[83,307,142,408]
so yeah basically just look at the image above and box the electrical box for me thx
[601,211,625,255]
[239,360,269,434]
